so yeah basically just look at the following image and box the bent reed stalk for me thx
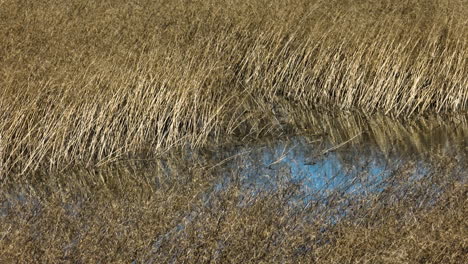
[1,0,467,179]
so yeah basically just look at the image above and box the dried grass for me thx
[0,1,467,262]
[1,0,467,178]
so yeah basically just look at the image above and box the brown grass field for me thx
[1,0,467,178]
[0,0,467,263]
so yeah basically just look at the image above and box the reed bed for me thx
[1,1,467,262]
[1,1,467,176]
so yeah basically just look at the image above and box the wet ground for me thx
[2,114,467,216]
[1,114,467,262]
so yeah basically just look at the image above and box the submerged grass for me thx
[1,0,467,178]
[0,148,466,263]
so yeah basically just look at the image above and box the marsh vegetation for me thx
[1,0,467,177]
[1,120,467,263]
[0,0,467,263]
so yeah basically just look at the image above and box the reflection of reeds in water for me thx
[291,110,467,158]
[0,147,465,263]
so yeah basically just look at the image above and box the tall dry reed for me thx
[1,0,467,179]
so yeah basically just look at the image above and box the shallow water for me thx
[1,115,467,217]
[219,137,396,196]
[208,113,467,199]
[1,114,467,263]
